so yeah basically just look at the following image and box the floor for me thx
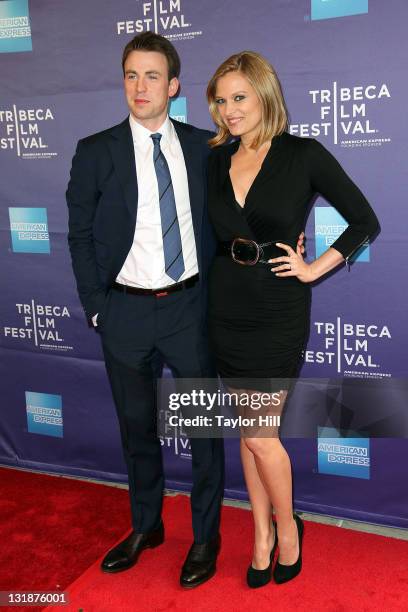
[3,464,406,541]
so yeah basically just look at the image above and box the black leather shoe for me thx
[273,514,304,584]
[101,521,164,573]
[247,520,278,588]
[180,534,221,589]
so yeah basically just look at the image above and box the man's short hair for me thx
[122,31,181,80]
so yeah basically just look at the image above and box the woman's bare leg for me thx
[240,389,299,566]
[240,438,274,569]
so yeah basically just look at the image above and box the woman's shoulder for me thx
[276,131,316,150]
[210,139,239,156]
[208,139,239,170]
[276,132,332,166]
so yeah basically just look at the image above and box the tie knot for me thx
[151,132,162,145]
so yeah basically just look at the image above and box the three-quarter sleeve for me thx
[305,139,380,261]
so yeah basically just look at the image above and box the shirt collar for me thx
[129,114,173,147]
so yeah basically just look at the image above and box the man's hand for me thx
[297,231,305,256]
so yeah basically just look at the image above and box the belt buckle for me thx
[155,290,169,298]
[231,238,260,266]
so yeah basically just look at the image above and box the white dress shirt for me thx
[116,114,198,288]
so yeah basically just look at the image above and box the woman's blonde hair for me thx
[206,51,288,148]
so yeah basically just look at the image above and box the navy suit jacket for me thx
[66,117,216,323]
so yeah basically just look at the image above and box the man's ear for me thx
[169,77,180,98]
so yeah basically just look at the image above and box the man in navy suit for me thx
[67,32,224,589]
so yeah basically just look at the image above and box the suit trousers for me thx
[98,282,224,543]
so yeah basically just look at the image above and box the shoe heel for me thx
[148,528,165,548]
[246,520,278,589]
[273,514,304,585]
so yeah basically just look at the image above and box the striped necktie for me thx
[151,132,185,282]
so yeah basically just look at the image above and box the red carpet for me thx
[0,466,130,610]
[44,495,408,612]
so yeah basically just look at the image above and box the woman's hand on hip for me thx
[268,241,316,283]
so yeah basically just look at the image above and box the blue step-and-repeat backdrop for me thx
[1,0,407,528]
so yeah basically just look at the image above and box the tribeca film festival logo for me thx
[9,207,50,254]
[0,0,32,53]
[158,374,192,459]
[160,430,192,459]
[317,427,370,480]
[116,0,202,42]
[304,318,392,378]
[159,406,191,459]
[25,391,63,438]
[3,300,73,352]
[315,207,369,262]
[310,0,368,21]
[290,82,391,148]
[160,413,192,459]
[0,105,57,159]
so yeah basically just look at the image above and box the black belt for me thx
[217,238,295,266]
[112,274,199,297]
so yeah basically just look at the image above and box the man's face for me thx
[123,50,179,130]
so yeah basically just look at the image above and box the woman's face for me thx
[214,71,263,143]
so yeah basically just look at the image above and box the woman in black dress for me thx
[206,51,379,587]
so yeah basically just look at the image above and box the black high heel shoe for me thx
[273,514,304,584]
[246,520,278,589]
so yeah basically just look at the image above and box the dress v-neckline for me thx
[227,140,273,210]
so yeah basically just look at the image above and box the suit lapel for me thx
[172,120,205,257]
[107,118,138,220]
[106,118,206,257]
